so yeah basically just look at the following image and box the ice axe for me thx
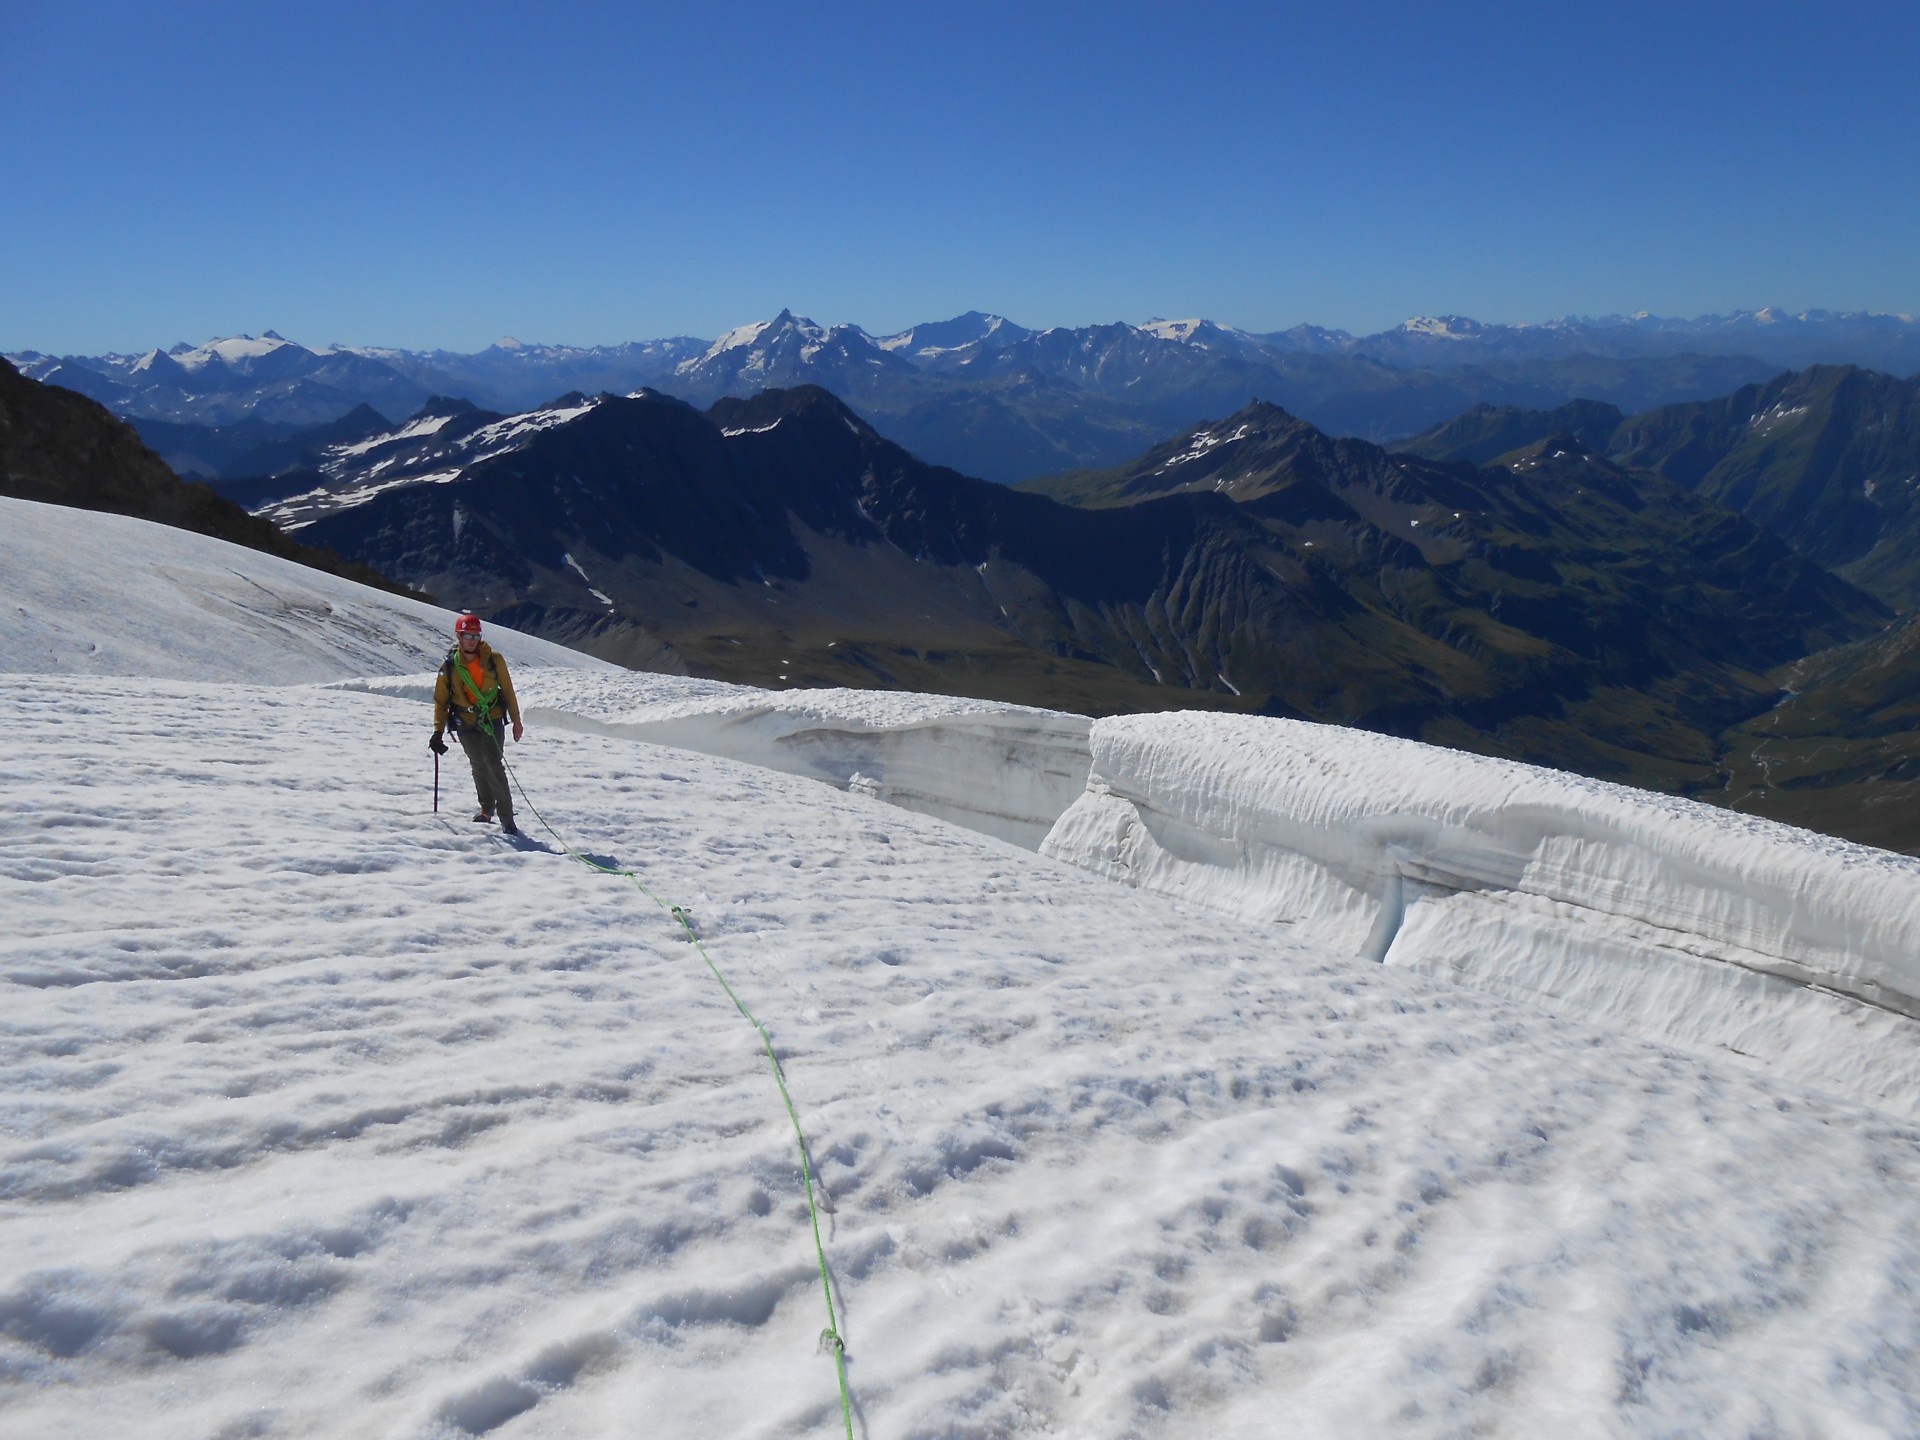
[429,729,450,810]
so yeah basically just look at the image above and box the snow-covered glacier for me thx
[1041,712,1920,1117]
[9,497,1920,1436]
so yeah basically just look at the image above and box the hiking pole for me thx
[433,750,440,813]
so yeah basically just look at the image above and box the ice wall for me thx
[339,671,1092,850]
[1041,712,1920,1116]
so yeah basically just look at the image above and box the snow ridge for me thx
[1043,712,1920,1115]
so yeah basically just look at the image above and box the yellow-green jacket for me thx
[433,642,522,733]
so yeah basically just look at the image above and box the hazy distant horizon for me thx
[13,302,1920,363]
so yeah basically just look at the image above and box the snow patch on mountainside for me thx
[694,320,774,363]
[465,397,600,450]
[265,469,466,528]
[259,396,612,527]
[1159,421,1252,470]
[332,412,456,458]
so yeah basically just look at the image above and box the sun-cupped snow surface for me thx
[0,496,611,683]
[337,670,1092,850]
[1043,712,1920,1118]
[6,676,1920,1439]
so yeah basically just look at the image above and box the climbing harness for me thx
[498,752,855,1438]
[444,648,504,738]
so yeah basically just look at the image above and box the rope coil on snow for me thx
[498,754,856,1439]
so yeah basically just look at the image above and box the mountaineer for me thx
[429,613,525,835]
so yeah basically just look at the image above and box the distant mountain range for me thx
[12,307,1918,484]
[6,332,449,430]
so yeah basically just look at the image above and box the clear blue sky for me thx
[4,0,1916,354]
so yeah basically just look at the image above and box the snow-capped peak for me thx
[700,319,775,363]
[171,333,300,371]
[1140,318,1209,342]
[679,311,867,373]
[1395,315,1487,339]
[874,312,1025,359]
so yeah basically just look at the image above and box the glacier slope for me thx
[0,495,611,683]
[3,678,1919,1439]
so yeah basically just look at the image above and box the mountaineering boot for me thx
[473,808,494,824]
[500,820,521,836]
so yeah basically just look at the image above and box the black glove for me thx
[429,730,448,755]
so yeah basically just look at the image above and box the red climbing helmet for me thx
[454,612,483,635]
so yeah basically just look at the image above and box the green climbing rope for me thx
[497,753,855,1438]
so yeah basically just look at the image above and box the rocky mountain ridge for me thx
[1397,366,1920,608]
